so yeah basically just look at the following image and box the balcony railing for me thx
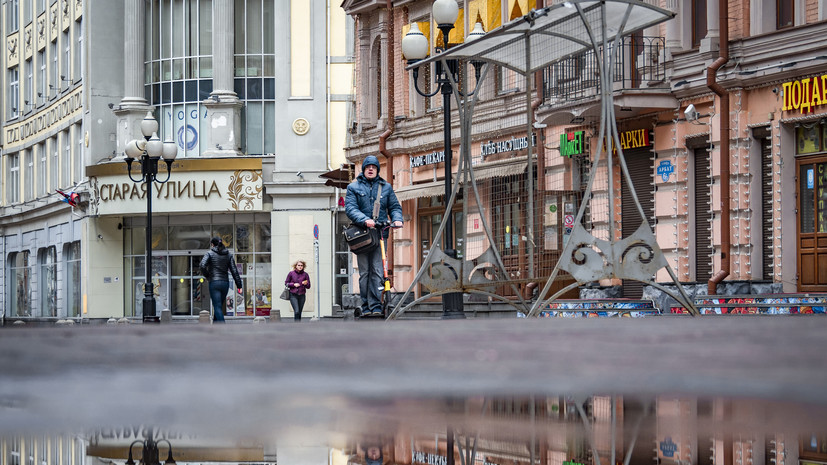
[541,36,667,105]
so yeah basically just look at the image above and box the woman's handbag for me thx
[343,224,380,254]
[279,287,290,301]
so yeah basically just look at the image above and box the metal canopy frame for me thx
[390,0,698,319]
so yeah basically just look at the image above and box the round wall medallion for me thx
[292,118,310,135]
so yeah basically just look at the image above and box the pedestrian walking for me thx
[285,260,311,321]
[199,237,243,323]
[345,155,403,316]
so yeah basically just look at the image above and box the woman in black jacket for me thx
[199,237,243,322]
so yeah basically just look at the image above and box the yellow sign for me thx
[782,75,827,113]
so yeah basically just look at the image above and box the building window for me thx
[37,0,45,15]
[39,246,57,317]
[50,136,58,192]
[65,241,81,317]
[23,0,30,24]
[74,19,82,82]
[777,0,794,29]
[8,152,20,204]
[7,0,19,32]
[24,149,33,201]
[37,142,46,197]
[37,50,45,105]
[24,58,32,112]
[61,130,70,188]
[50,41,58,98]
[74,123,82,184]
[8,66,19,119]
[691,0,707,48]
[8,251,32,317]
[62,30,70,83]
[146,0,214,156]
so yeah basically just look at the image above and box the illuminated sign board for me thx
[782,75,827,113]
[560,131,585,157]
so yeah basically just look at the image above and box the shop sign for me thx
[560,131,585,157]
[657,160,674,182]
[480,134,537,159]
[782,75,827,113]
[413,451,497,465]
[605,128,650,153]
[659,437,678,458]
[410,150,446,168]
[92,170,263,215]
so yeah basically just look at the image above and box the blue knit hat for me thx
[362,155,380,171]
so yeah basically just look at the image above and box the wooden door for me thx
[797,159,827,291]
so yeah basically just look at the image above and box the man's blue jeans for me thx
[356,240,384,314]
[209,280,230,322]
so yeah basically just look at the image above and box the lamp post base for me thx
[441,292,465,319]
[142,296,159,324]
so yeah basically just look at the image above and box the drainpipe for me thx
[706,0,730,294]
[379,0,396,271]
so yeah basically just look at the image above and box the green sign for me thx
[560,131,584,157]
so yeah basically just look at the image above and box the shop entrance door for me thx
[797,158,827,290]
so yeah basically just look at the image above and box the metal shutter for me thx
[695,146,713,281]
[620,147,654,298]
[760,134,773,281]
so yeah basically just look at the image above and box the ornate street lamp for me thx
[402,0,485,319]
[125,431,177,465]
[124,111,178,323]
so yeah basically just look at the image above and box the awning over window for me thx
[394,158,528,201]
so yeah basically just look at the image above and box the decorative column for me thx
[203,0,243,156]
[664,0,680,56]
[115,0,154,160]
[700,0,720,53]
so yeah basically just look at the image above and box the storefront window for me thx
[796,124,821,154]
[418,196,464,297]
[124,216,271,318]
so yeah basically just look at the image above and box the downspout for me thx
[379,0,396,271]
[706,0,730,294]
[526,0,545,300]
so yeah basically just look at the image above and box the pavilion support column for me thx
[204,0,243,156]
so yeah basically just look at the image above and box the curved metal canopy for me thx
[407,0,675,76]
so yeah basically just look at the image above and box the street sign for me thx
[313,224,319,239]
[564,214,574,228]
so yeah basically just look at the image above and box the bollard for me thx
[160,309,172,324]
[107,317,118,325]
[198,310,211,324]
[117,317,130,324]
[252,316,267,324]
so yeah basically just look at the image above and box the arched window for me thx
[38,246,57,317]
[7,251,32,317]
[64,241,81,317]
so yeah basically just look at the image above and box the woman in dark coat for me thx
[199,237,243,322]
[284,260,311,321]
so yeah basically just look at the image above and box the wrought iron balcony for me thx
[541,36,667,105]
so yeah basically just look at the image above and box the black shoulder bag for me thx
[344,185,382,254]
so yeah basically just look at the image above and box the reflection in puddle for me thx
[4,395,827,465]
[1,319,827,464]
